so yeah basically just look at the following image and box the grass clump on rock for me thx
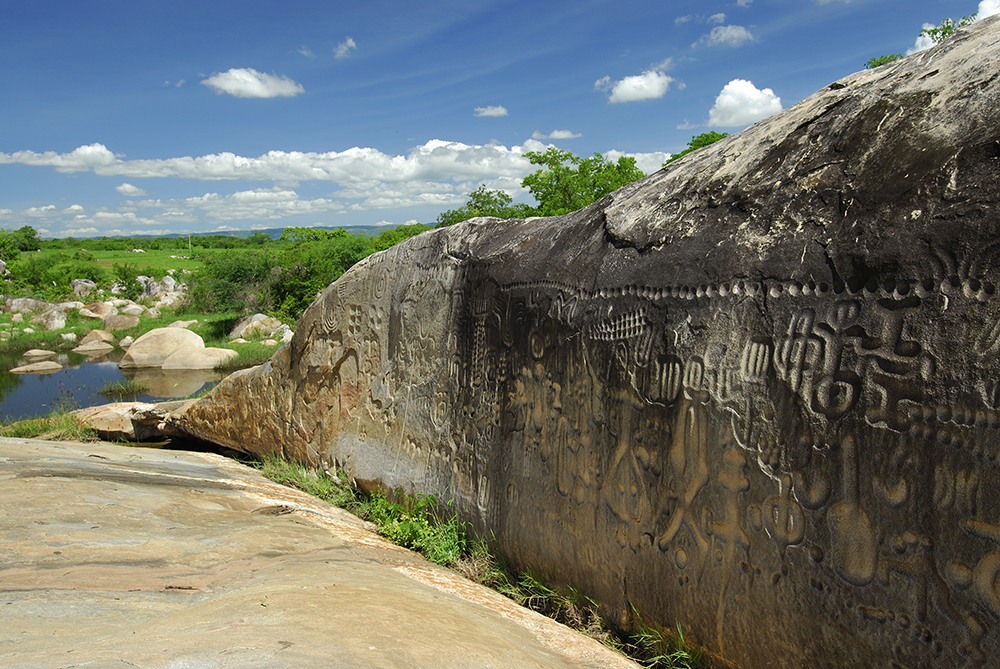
[97,379,150,401]
[0,404,98,442]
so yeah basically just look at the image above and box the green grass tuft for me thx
[213,342,275,373]
[98,379,149,401]
[0,403,98,442]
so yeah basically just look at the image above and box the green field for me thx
[90,248,204,275]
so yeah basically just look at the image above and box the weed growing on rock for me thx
[245,453,711,668]
[621,608,706,669]
[251,452,359,510]
[359,490,467,566]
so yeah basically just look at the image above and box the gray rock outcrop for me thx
[170,18,1000,669]
[71,278,97,297]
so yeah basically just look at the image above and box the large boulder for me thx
[74,401,189,441]
[170,19,1000,669]
[10,361,62,374]
[30,309,66,332]
[161,347,237,371]
[71,278,97,298]
[120,328,204,369]
[7,297,52,313]
[229,313,283,339]
[103,314,140,331]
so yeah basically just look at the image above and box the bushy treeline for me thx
[0,223,430,321]
[182,224,430,319]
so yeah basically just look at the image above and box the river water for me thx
[0,351,222,421]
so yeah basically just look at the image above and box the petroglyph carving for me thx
[655,397,710,558]
[172,24,1000,668]
[828,435,878,587]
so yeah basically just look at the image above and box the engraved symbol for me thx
[644,354,682,403]
[740,339,772,382]
[947,519,1000,626]
[764,473,805,558]
[933,465,979,514]
[372,265,389,299]
[774,311,823,393]
[827,435,877,586]
[656,399,710,557]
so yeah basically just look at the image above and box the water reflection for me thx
[0,351,223,421]
[121,367,222,398]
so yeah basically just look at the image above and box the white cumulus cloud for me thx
[298,45,315,58]
[981,0,1000,18]
[0,138,677,234]
[737,0,752,6]
[696,25,755,48]
[596,58,675,104]
[604,150,672,175]
[116,183,147,196]
[474,105,509,117]
[708,79,782,127]
[335,37,356,59]
[0,143,118,173]
[709,13,726,24]
[531,130,582,140]
[201,68,305,98]
[907,23,937,54]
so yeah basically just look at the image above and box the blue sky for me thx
[0,0,995,238]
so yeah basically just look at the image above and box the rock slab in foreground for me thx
[0,437,632,669]
[173,18,1000,669]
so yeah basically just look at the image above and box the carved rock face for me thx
[172,18,1000,669]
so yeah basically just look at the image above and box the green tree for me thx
[12,226,40,251]
[520,148,645,217]
[280,227,341,243]
[435,185,535,227]
[866,14,977,68]
[0,234,20,263]
[921,15,977,44]
[865,53,902,69]
[663,132,729,166]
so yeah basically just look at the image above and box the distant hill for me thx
[41,225,408,241]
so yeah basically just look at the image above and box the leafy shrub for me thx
[113,262,144,300]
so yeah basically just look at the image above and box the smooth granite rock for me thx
[104,313,141,331]
[73,341,115,356]
[80,328,115,345]
[0,437,634,669]
[9,360,62,374]
[30,308,66,331]
[170,18,1000,669]
[121,327,204,369]
[161,346,238,370]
